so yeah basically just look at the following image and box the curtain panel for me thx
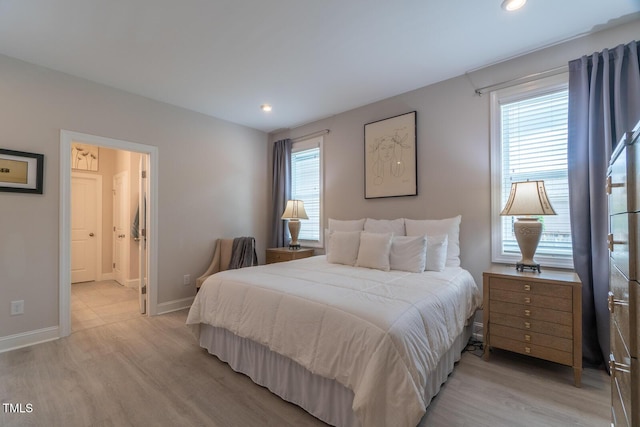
[568,40,640,366]
[271,139,292,248]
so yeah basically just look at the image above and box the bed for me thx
[187,217,481,426]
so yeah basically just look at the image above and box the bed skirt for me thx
[197,321,473,427]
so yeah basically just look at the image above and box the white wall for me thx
[270,18,640,287]
[0,54,269,340]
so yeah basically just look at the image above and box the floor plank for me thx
[0,284,610,426]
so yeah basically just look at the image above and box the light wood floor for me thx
[71,280,140,332]
[1,291,611,426]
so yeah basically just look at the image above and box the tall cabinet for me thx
[607,122,640,427]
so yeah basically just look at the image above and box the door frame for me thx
[71,172,103,283]
[59,130,159,337]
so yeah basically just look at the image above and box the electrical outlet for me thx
[183,274,191,286]
[11,300,24,316]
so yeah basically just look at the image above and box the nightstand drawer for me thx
[489,300,573,326]
[266,248,314,264]
[491,324,572,353]
[491,312,572,339]
[490,335,573,366]
[490,288,572,312]
[488,277,572,299]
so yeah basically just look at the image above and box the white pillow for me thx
[328,218,366,231]
[404,215,461,267]
[327,230,361,266]
[425,234,448,272]
[356,232,393,271]
[389,235,427,273]
[364,218,406,236]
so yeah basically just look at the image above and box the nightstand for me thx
[483,265,582,387]
[266,247,314,264]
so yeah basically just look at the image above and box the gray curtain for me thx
[271,139,292,248]
[568,40,640,366]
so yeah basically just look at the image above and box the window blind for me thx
[291,145,320,241]
[500,89,572,259]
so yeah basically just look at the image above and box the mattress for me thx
[187,255,481,427]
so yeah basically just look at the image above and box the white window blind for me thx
[291,137,322,243]
[491,74,573,268]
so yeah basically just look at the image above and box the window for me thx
[291,136,323,247]
[490,74,573,268]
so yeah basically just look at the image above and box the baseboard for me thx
[100,272,115,281]
[473,321,483,341]
[0,326,60,354]
[124,279,138,289]
[156,296,194,315]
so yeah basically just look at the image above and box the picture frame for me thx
[71,143,99,171]
[0,148,44,194]
[364,111,417,199]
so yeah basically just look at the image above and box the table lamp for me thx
[500,180,556,272]
[281,200,308,250]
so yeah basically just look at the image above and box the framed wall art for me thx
[364,111,417,199]
[0,148,44,194]
[71,142,99,171]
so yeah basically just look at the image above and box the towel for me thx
[228,237,258,270]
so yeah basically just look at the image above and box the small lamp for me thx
[500,180,556,272]
[281,200,308,250]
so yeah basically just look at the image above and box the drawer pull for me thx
[524,297,531,304]
[524,284,531,291]
[524,334,531,342]
[524,346,531,354]
[609,353,630,375]
[608,233,626,252]
[606,176,624,195]
[524,309,531,317]
[524,321,531,329]
[608,291,629,313]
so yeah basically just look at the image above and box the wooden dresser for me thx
[483,265,582,386]
[265,247,314,264]
[607,124,640,427]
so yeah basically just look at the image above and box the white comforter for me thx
[186,256,481,427]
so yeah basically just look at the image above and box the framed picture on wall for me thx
[71,143,99,171]
[364,111,417,199]
[0,148,44,194]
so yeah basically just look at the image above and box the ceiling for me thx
[0,1,638,133]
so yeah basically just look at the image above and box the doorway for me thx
[60,130,158,337]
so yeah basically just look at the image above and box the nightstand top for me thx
[267,247,314,254]
[484,264,581,285]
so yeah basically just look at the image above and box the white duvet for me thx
[186,256,481,427]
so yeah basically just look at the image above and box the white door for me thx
[113,171,129,286]
[138,156,149,314]
[71,175,98,283]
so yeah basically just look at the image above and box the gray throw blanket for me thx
[228,237,258,270]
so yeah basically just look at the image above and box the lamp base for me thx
[288,244,301,250]
[515,262,541,273]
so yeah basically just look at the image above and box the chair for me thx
[196,237,257,290]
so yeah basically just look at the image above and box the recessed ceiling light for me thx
[501,0,526,11]
[260,104,272,112]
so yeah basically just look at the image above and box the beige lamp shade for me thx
[281,200,308,249]
[500,180,556,272]
[281,200,309,220]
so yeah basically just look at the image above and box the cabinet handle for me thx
[524,284,531,291]
[609,353,630,375]
[524,297,531,304]
[606,175,624,195]
[607,291,629,313]
[608,233,626,252]
[524,321,531,329]
[524,334,531,342]
[524,309,531,317]
[525,346,531,354]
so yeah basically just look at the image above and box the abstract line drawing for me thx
[364,111,417,198]
[71,143,99,171]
